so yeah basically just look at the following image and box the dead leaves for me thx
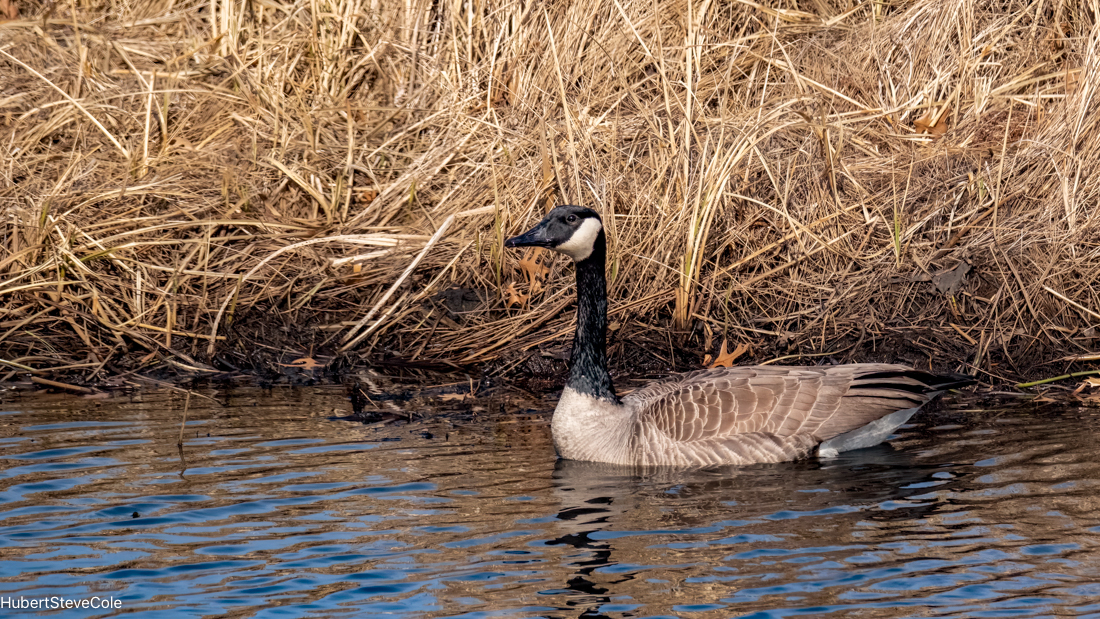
[1072,376,1100,397]
[914,109,949,137]
[1069,376,1100,406]
[931,261,972,296]
[504,281,529,308]
[279,357,324,370]
[518,248,551,293]
[1064,67,1082,95]
[704,339,752,368]
[505,247,551,308]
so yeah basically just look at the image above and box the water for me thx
[1,387,1099,618]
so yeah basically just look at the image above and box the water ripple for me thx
[0,390,1098,617]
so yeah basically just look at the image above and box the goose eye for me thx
[566,215,577,223]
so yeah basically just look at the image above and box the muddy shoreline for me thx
[1,319,1092,403]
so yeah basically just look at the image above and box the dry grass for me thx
[1,0,1099,385]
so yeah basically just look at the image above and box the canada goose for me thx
[505,205,975,467]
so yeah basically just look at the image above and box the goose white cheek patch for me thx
[554,217,602,261]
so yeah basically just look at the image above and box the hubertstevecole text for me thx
[0,596,123,610]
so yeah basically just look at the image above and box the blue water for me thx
[1,389,1098,617]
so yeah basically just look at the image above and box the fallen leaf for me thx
[1066,67,1081,94]
[1072,376,1100,395]
[0,0,17,20]
[519,248,551,285]
[1073,378,1100,398]
[280,357,323,369]
[355,188,379,205]
[505,281,529,308]
[914,110,949,136]
[706,339,751,368]
[932,261,972,295]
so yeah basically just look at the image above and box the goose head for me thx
[505,205,603,262]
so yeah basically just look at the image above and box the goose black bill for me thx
[504,221,554,248]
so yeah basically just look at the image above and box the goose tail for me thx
[851,369,977,394]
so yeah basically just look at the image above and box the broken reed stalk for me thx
[1017,370,1100,389]
[339,205,494,351]
[205,232,432,356]
[1,0,1100,385]
[29,376,96,394]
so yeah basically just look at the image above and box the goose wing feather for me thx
[623,363,938,454]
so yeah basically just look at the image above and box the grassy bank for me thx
[1,0,1098,387]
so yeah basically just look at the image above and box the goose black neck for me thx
[568,229,617,402]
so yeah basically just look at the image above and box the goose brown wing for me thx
[624,363,939,444]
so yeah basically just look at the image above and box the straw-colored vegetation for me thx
[1,0,1098,386]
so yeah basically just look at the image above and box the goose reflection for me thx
[543,443,962,615]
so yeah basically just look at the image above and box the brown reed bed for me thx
[1,0,1099,389]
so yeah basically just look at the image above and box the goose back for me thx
[618,363,960,467]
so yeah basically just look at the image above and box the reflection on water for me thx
[1,388,1099,617]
